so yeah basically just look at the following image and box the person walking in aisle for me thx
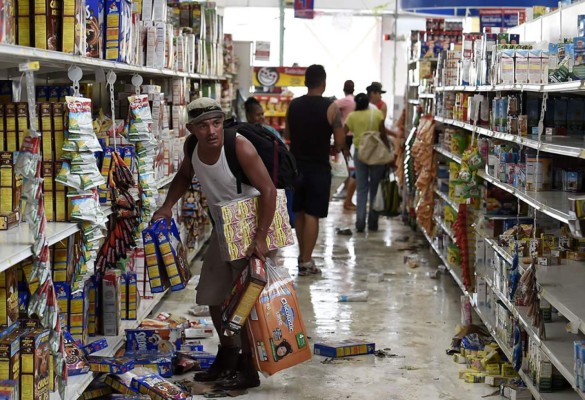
[344,93,389,232]
[366,81,388,119]
[335,80,357,211]
[285,64,347,276]
[244,96,284,142]
[152,97,277,390]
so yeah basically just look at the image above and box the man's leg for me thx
[209,305,239,347]
[299,213,319,264]
[295,211,306,262]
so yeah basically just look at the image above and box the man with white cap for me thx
[152,97,277,390]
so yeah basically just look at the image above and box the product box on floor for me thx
[125,328,179,353]
[175,350,215,370]
[79,379,113,399]
[131,372,191,399]
[130,352,174,378]
[88,356,135,374]
[313,340,376,358]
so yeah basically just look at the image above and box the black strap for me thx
[223,129,243,194]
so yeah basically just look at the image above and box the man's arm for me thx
[327,103,347,155]
[235,136,277,260]
[380,102,388,120]
[284,109,290,141]
[151,139,196,223]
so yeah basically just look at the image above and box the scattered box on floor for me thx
[221,257,267,334]
[108,395,151,400]
[88,356,135,374]
[81,338,108,356]
[175,339,203,352]
[79,380,113,399]
[125,328,178,353]
[175,350,215,370]
[131,352,174,378]
[104,371,140,395]
[130,372,191,399]
[313,340,376,358]
[502,384,532,400]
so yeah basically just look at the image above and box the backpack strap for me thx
[185,134,198,161]
[223,128,244,194]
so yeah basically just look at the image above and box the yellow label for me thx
[62,16,74,53]
[63,0,75,14]
[21,353,33,374]
[21,374,33,399]
[5,136,15,152]
[0,360,9,379]
[0,189,12,213]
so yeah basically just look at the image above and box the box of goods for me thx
[131,373,191,399]
[0,152,21,217]
[247,260,311,375]
[61,0,86,55]
[87,356,135,374]
[109,395,151,400]
[526,155,552,191]
[0,269,18,328]
[131,352,173,378]
[141,228,169,293]
[104,0,132,62]
[211,189,294,261]
[0,327,29,381]
[81,338,108,357]
[221,257,267,334]
[175,350,215,370]
[20,329,50,400]
[176,339,203,352]
[0,380,17,400]
[314,340,376,358]
[125,329,177,354]
[63,332,90,376]
[102,270,121,336]
[150,219,191,291]
[104,371,141,395]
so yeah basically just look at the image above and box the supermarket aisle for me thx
[158,201,496,399]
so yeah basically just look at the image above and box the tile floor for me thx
[157,200,498,399]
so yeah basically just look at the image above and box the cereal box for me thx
[313,340,376,358]
[0,380,17,400]
[151,219,190,291]
[78,380,112,399]
[221,257,267,334]
[104,371,141,395]
[125,329,177,353]
[80,338,108,356]
[0,328,28,381]
[86,0,104,57]
[87,356,135,374]
[33,0,62,51]
[132,353,173,378]
[63,331,90,376]
[130,373,190,399]
[0,268,18,328]
[19,329,50,400]
[141,228,169,293]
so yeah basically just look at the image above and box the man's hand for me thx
[246,238,269,261]
[151,206,172,225]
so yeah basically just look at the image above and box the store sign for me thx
[479,9,526,31]
[255,41,271,61]
[294,0,314,19]
[253,67,307,88]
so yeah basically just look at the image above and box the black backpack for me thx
[185,122,298,194]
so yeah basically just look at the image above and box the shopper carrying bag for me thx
[344,93,391,232]
[372,168,401,217]
[357,110,394,166]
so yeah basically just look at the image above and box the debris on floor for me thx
[189,305,211,316]
[336,227,353,236]
[338,291,369,302]
[320,357,363,365]
[400,365,420,371]
[314,339,376,357]
[374,349,404,358]
[367,273,384,283]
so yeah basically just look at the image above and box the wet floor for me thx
[158,199,498,399]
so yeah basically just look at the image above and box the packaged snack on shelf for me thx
[102,270,121,336]
[131,372,191,399]
[80,338,108,356]
[33,0,62,51]
[88,356,135,374]
[0,327,29,381]
[211,189,294,261]
[247,260,311,376]
[20,329,50,400]
[62,0,86,55]
[0,268,18,327]
[64,331,90,376]
[221,257,267,334]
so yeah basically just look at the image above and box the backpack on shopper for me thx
[185,121,299,194]
[358,110,394,166]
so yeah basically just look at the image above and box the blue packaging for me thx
[81,338,109,356]
[313,340,376,358]
[131,352,173,378]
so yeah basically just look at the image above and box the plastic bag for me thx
[372,181,385,212]
[330,154,348,179]
[247,258,311,376]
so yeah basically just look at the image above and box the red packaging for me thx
[247,260,311,376]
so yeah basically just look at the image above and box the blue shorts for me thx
[292,166,331,218]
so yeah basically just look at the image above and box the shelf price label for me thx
[19,61,40,72]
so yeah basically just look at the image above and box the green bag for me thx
[373,172,401,217]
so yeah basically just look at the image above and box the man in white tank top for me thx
[152,98,277,390]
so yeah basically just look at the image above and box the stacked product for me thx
[410,18,463,60]
[411,115,436,233]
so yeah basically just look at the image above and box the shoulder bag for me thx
[357,110,394,166]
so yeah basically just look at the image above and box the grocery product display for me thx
[0,1,235,398]
[406,12,585,400]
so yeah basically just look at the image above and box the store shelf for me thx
[433,187,459,210]
[433,215,455,240]
[434,116,585,160]
[0,222,79,273]
[419,93,435,99]
[156,172,177,190]
[0,43,225,80]
[187,225,212,264]
[433,145,462,164]
[264,111,286,117]
[435,80,585,94]
[476,171,574,225]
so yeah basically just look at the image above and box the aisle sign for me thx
[294,0,314,19]
[253,67,307,88]
[255,41,271,61]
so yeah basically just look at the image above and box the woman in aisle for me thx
[244,97,284,142]
[344,93,389,232]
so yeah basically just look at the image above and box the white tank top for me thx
[191,135,260,206]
